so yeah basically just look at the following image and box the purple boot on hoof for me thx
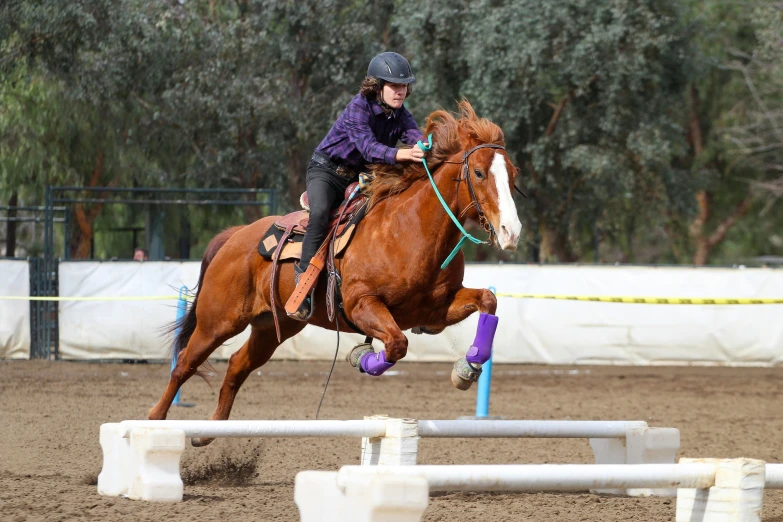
[359,350,396,376]
[452,313,499,390]
[466,313,499,365]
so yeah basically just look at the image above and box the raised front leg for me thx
[345,296,407,377]
[438,287,499,390]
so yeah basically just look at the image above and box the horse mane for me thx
[366,100,505,210]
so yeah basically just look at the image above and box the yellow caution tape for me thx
[2,294,781,304]
[0,295,181,301]
[495,293,783,305]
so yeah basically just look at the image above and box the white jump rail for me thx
[116,419,390,438]
[97,416,680,502]
[114,418,648,439]
[296,459,773,522]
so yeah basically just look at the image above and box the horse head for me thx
[426,100,523,251]
[367,100,522,251]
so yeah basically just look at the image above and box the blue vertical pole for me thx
[171,285,188,405]
[475,286,496,418]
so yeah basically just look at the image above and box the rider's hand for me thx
[396,147,426,163]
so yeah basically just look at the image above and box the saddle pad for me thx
[257,202,367,261]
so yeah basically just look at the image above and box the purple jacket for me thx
[316,94,423,173]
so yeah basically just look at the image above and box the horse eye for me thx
[474,168,485,179]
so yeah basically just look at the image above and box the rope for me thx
[496,293,783,305]
[416,134,486,269]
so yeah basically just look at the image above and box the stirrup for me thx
[290,293,314,321]
[289,263,315,321]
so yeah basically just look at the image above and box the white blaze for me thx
[490,152,522,250]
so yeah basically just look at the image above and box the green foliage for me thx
[0,0,780,263]
[400,0,700,261]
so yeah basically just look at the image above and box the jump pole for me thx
[97,418,682,502]
[171,285,194,408]
[296,460,768,522]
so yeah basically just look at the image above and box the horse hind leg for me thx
[191,318,306,447]
[148,324,238,421]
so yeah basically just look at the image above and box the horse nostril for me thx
[501,225,509,237]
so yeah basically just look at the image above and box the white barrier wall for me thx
[58,262,199,360]
[0,259,31,359]
[466,265,783,366]
[57,261,783,365]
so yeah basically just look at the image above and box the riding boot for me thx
[290,262,312,321]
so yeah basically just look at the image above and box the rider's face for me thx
[381,82,407,109]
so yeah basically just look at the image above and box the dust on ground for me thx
[1,360,782,521]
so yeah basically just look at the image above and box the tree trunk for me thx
[539,222,576,263]
[5,191,18,257]
[688,85,712,265]
[70,151,106,259]
[687,85,749,265]
[71,205,94,259]
[241,168,268,222]
[285,148,307,212]
[692,197,751,265]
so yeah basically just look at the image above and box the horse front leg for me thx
[344,296,407,377]
[440,287,499,390]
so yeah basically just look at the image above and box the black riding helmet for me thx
[367,52,416,84]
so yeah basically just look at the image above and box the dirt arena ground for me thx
[2,360,783,521]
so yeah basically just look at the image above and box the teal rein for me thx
[417,134,487,269]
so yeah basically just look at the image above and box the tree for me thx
[723,3,783,203]
[2,0,779,264]
[236,0,398,206]
[1,1,160,256]
[398,0,699,262]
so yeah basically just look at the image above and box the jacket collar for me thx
[369,97,398,118]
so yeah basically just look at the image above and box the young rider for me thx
[287,52,427,320]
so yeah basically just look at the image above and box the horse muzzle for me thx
[496,219,522,251]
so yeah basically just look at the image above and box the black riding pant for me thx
[299,162,354,270]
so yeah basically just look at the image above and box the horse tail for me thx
[169,226,245,366]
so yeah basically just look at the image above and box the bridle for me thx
[417,134,526,269]
[446,143,507,242]
[444,143,527,244]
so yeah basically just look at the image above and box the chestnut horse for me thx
[149,101,522,445]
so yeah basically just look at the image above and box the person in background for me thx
[133,248,149,261]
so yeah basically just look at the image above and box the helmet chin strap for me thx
[376,80,394,115]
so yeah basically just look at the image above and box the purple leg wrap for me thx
[466,313,498,365]
[359,350,396,376]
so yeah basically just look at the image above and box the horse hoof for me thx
[191,437,214,447]
[451,357,481,391]
[451,368,474,390]
[346,343,374,369]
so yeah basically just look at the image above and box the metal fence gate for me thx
[30,185,277,359]
[27,257,58,359]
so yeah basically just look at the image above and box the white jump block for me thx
[676,458,765,522]
[126,427,186,502]
[97,423,131,497]
[361,415,419,466]
[98,424,185,502]
[301,460,764,522]
[295,470,428,522]
[589,427,680,496]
